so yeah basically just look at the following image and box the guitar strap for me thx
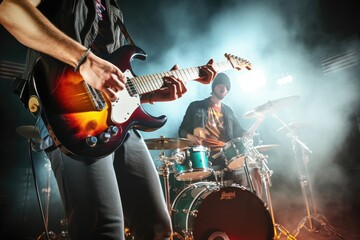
[117,18,136,46]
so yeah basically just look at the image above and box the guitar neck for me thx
[127,61,234,96]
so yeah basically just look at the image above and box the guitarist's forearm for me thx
[0,0,86,69]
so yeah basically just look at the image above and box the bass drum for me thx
[171,182,274,240]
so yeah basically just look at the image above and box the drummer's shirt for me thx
[205,105,227,151]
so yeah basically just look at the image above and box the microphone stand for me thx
[272,113,345,240]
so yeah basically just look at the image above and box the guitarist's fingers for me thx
[199,59,218,84]
[109,73,126,92]
[105,66,126,92]
[170,64,179,71]
[112,67,127,84]
[103,87,119,102]
[164,76,187,98]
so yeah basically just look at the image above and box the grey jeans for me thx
[46,130,172,240]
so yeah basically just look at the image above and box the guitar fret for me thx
[217,62,232,72]
[145,76,154,92]
[138,77,149,93]
[142,75,152,92]
[154,74,164,90]
[184,68,192,81]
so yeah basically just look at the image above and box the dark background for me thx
[1,0,359,239]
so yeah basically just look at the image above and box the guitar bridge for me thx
[84,82,107,110]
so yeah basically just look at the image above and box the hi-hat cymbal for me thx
[145,137,191,150]
[254,144,279,152]
[16,125,42,142]
[242,95,300,119]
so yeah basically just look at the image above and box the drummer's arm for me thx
[179,103,204,145]
[245,114,265,138]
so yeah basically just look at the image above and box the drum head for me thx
[193,187,274,240]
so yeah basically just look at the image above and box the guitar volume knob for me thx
[108,126,119,136]
[86,136,98,147]
[99,132,111,143]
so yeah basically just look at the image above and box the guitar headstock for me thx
[225,53,252,71]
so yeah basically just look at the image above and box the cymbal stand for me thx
[157,150,174,216]
[272,113,345,240]
[250,145,296,240]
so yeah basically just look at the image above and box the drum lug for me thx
[180,208,198,217]
[181,230,193,240]
[190,209,198,217]
[188,160,192,168]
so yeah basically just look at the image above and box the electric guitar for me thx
[31,45,252,159]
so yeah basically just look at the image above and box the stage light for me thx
[239,70,266,92]
[276,74,293,86]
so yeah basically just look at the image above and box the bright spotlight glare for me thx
[240,70,266,92]
[277,75,294,86]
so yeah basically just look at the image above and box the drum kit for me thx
[143,96,305,240]
[17,95,344,240]
[145,95,345,240]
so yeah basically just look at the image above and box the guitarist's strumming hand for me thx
[142,59,218,104]
[79,51,127,102]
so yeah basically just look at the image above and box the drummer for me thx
[178,73,264,199]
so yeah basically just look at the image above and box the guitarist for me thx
[0,0,218,239]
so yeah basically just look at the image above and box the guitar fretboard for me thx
[126,60,235,96]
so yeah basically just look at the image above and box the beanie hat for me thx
[212,73,231,92]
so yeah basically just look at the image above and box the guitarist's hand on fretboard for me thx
[196,59,218,85]
[141,59,218,104]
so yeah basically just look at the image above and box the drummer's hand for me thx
[255,113,266,122]
[246,113,265,139]
[194,127,209,140]
[187,133,203,145]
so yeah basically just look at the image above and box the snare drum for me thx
[171,182,274,240]
[221,137,252,170]
[173,146,212,181]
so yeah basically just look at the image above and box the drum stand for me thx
[272,114,345,240]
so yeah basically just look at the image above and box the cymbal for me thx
[145,137,191,150]
[276,122,310,132]
[16,125,42,142]
[242,95,300,119]
[254,144,279,152]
